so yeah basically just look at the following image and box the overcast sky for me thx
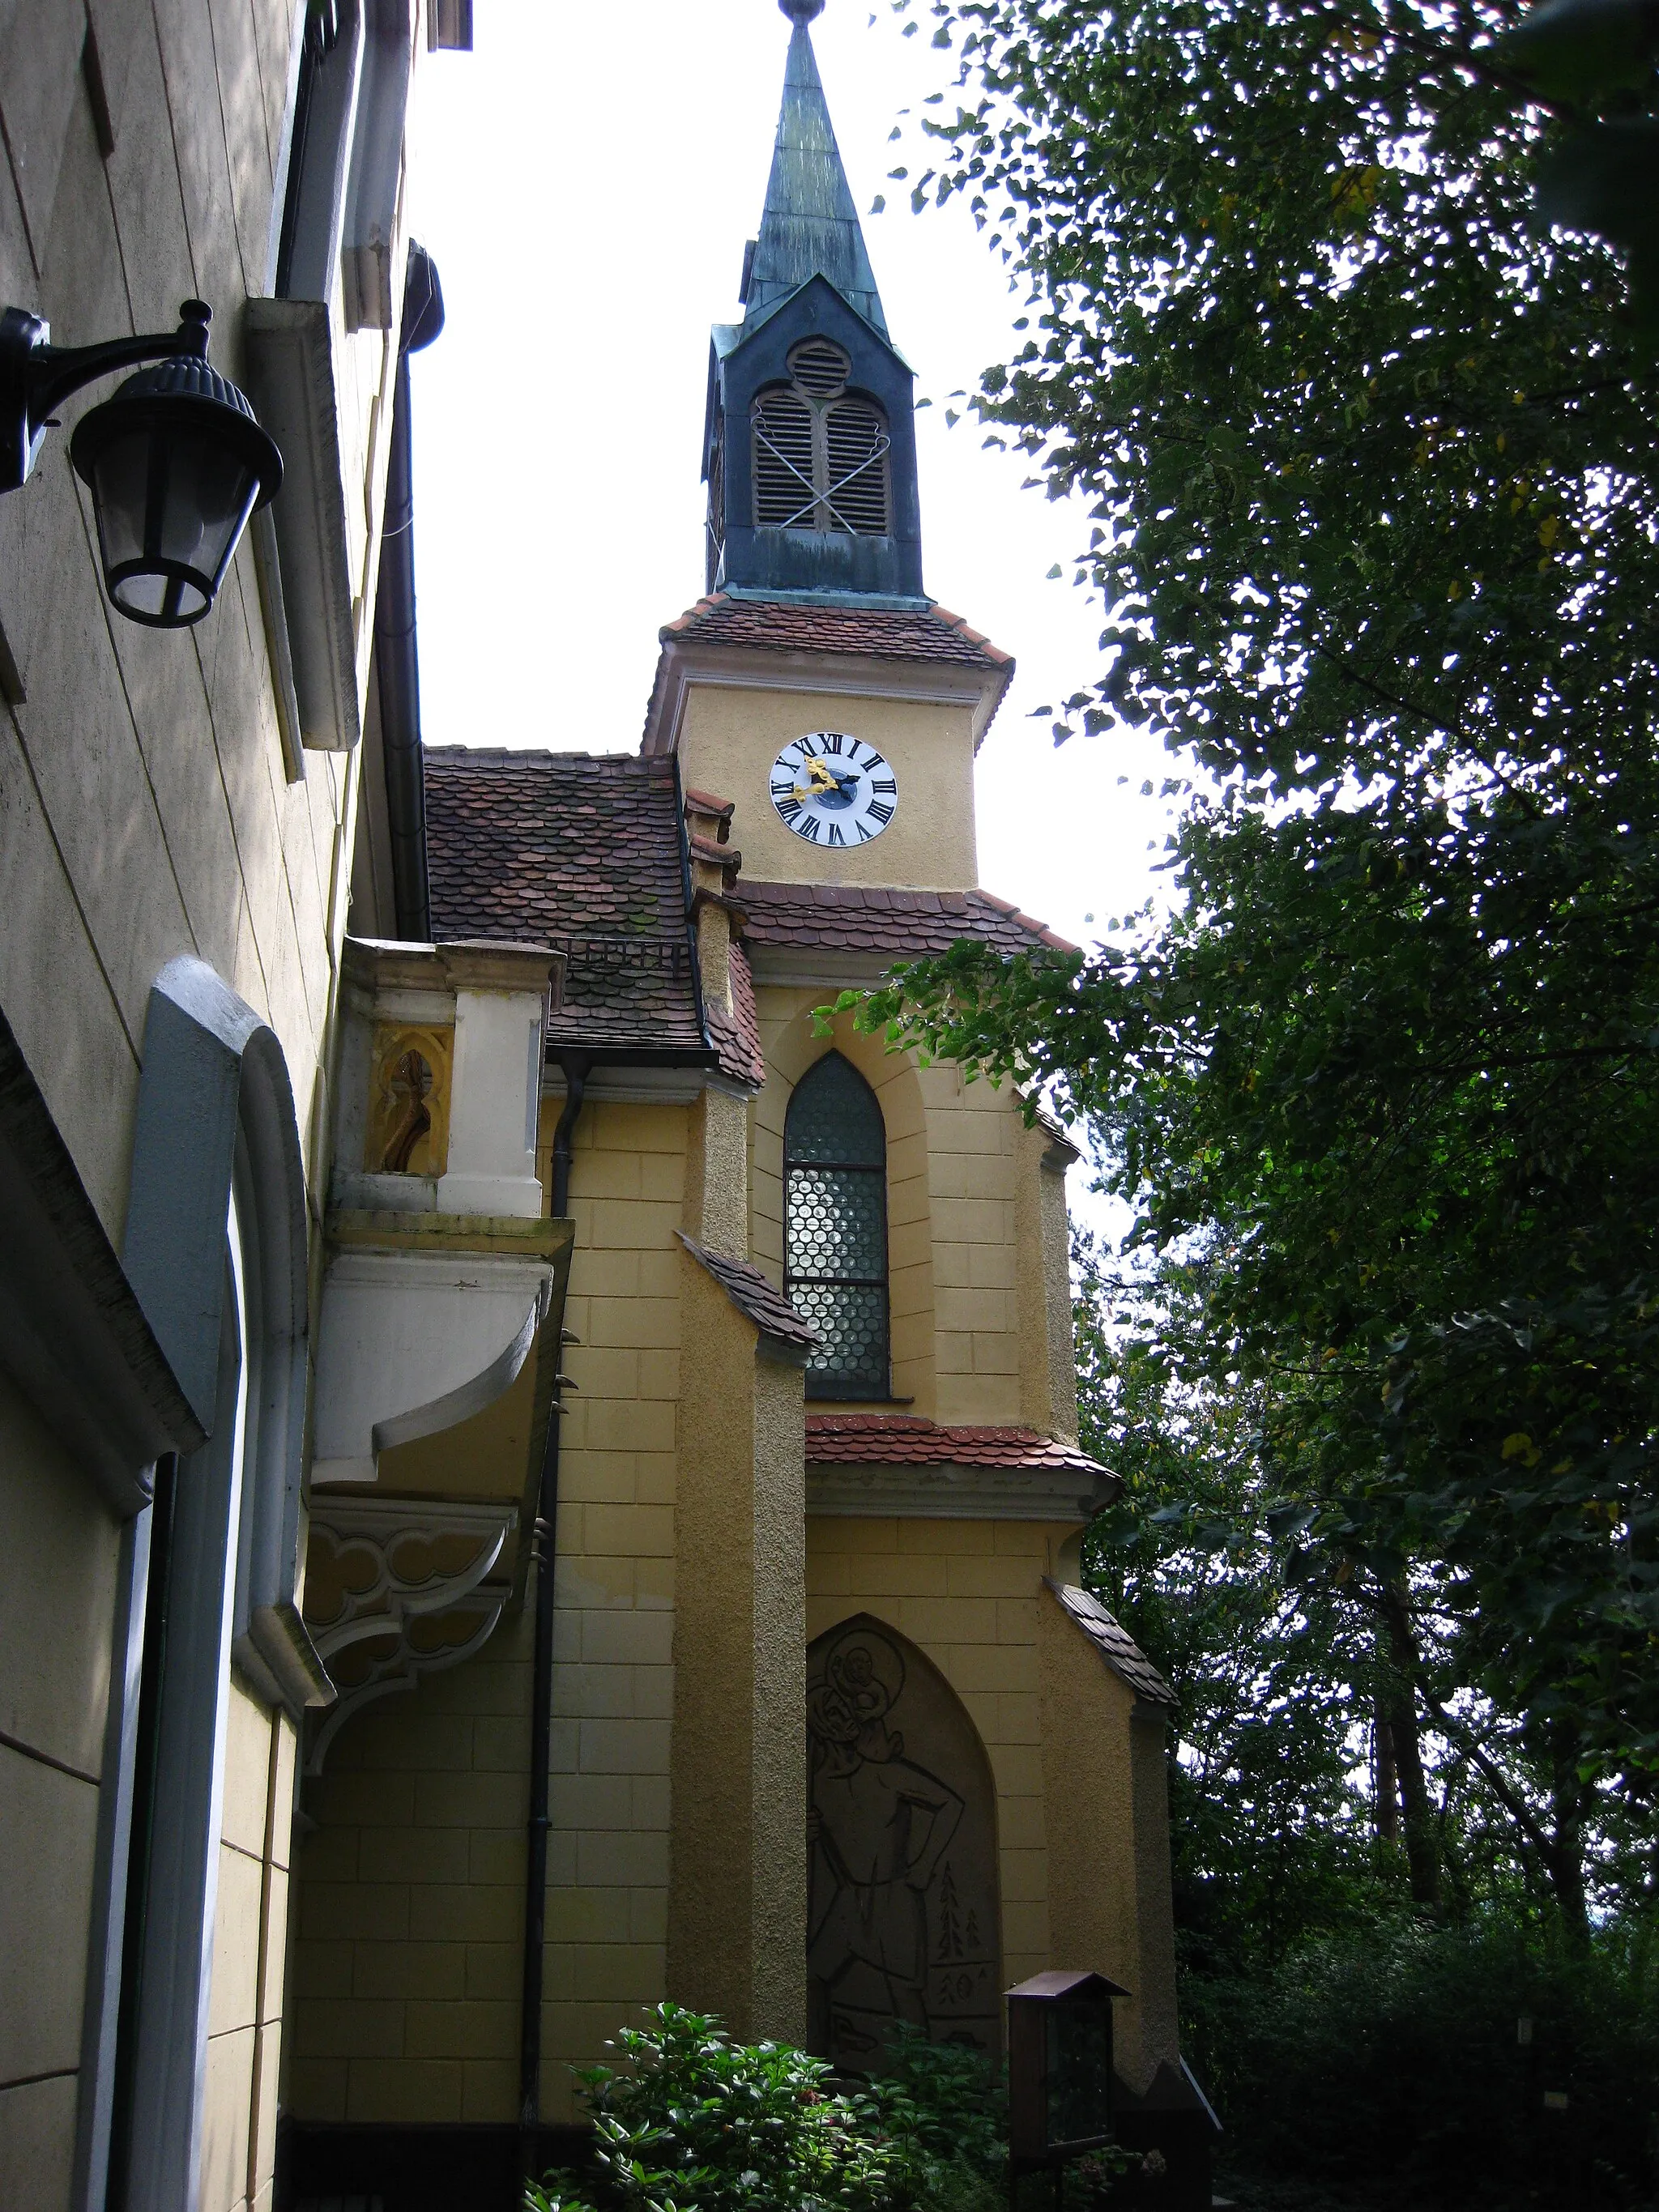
[403,0,1178,957]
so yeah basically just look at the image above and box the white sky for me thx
[403,0,1178,954]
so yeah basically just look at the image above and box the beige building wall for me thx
[0,7,429,2206]
[676,684,979,890]
[287,1603,536,2130]
[0,0,404,1245]
[0,1372,123,2192]
[205,1686,298,2212]
[1038,1586,1181,2092]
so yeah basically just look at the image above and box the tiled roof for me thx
[805,1413,1111,1481]
[1047,1581,1176,1707]
[741,880,1079,960]
[659,593,1013,671]
[677,1234,818,1351]
[706,943,766,1089]
[424,748,707,1054]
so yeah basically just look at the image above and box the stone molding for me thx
[806,1460,1115,1522]
[302,1496,518,1772]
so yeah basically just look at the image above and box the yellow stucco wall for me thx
[667,1255,808,2047]
[288,1604,536,2129]
[287,1095,690,2129]
[676,684,979,890]
[1038,1587,1180,2092]
[755,996,1065,1426]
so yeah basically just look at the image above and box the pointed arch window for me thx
[785,1051,889,1399]
[753,339,891,537]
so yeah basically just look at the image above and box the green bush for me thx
[1183,1917,1659,2209]
[526,2005,1010,2212]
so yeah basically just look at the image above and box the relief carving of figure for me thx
[808,1622,995,2067]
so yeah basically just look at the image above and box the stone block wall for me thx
[287,1606,535,2129]
[539,1095,687,2120]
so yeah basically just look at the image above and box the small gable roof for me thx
[1047,1580,1176,1707]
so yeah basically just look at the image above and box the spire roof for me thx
[744,6,889,339]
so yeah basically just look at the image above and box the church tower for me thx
[644,0,1013,897]
[703,0,922,603]
[279,8,1207,2197]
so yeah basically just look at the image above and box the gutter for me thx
[373,242,445,944]
[518,1052,590,2181]
[517,795,726,2176]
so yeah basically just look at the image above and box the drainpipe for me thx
[374,242,444,943]
[519,1051,591,2179]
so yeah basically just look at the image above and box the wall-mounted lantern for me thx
[0,300,281,629]
[1007,1969,1129,2172]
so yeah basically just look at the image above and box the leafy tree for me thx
[857,0,1659,1835]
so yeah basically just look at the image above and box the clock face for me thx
[768,732,899,849]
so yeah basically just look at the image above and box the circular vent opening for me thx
[788,338,851,398]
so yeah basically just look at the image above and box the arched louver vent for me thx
[753,388,817,528]
[823,399,889,535]
[752,373,892,539]
[788,337,850,398]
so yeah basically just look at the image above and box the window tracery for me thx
[784,1051,890,1399]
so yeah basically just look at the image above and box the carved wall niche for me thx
[806,1614,1002,2069]
[365,1021,454,1177]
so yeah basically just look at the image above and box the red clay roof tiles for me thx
[740,880,1079,960]
[424,748,707,1054]
[677,1234,817,1349]
[804,1413,1111,1481]
[1048,1580,1176,1707]
[659,592,1014,669]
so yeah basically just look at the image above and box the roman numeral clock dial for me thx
[768,733,899,848]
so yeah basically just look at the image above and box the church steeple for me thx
[702,0,923,606]
[745,1,889,339]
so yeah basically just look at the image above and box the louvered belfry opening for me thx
[751,339,891,537]
[784,1051,891,1400]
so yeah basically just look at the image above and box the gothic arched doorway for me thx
[806,1613,1002,2069]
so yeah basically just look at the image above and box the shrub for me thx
[1183,1916,1659,2209]
[527,2005,911,2212]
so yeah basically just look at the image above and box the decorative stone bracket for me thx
[302,1495,518,1772]
[310,1238,558,1486]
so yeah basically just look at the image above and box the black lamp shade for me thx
[70,354,281,629]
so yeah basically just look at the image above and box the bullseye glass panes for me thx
[784,1053,889,1399]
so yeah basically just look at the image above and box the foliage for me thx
[1073,1246,1388,1968]
[1187,1917,1659,2206]
[527,2007,1011,2212]
[852,0,1659,1813]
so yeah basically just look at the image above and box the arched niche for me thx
[757,1007,935,1412]
[806,1613,1001,2069]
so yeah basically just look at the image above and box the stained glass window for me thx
[784,1052,889,1400]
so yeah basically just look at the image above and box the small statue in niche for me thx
[379,1047,434,1174]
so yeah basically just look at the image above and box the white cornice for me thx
[642,636,1010,758]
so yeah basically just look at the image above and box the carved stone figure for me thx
[806,1617,1001,2068]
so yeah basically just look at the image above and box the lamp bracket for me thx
[0,300,214,497]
